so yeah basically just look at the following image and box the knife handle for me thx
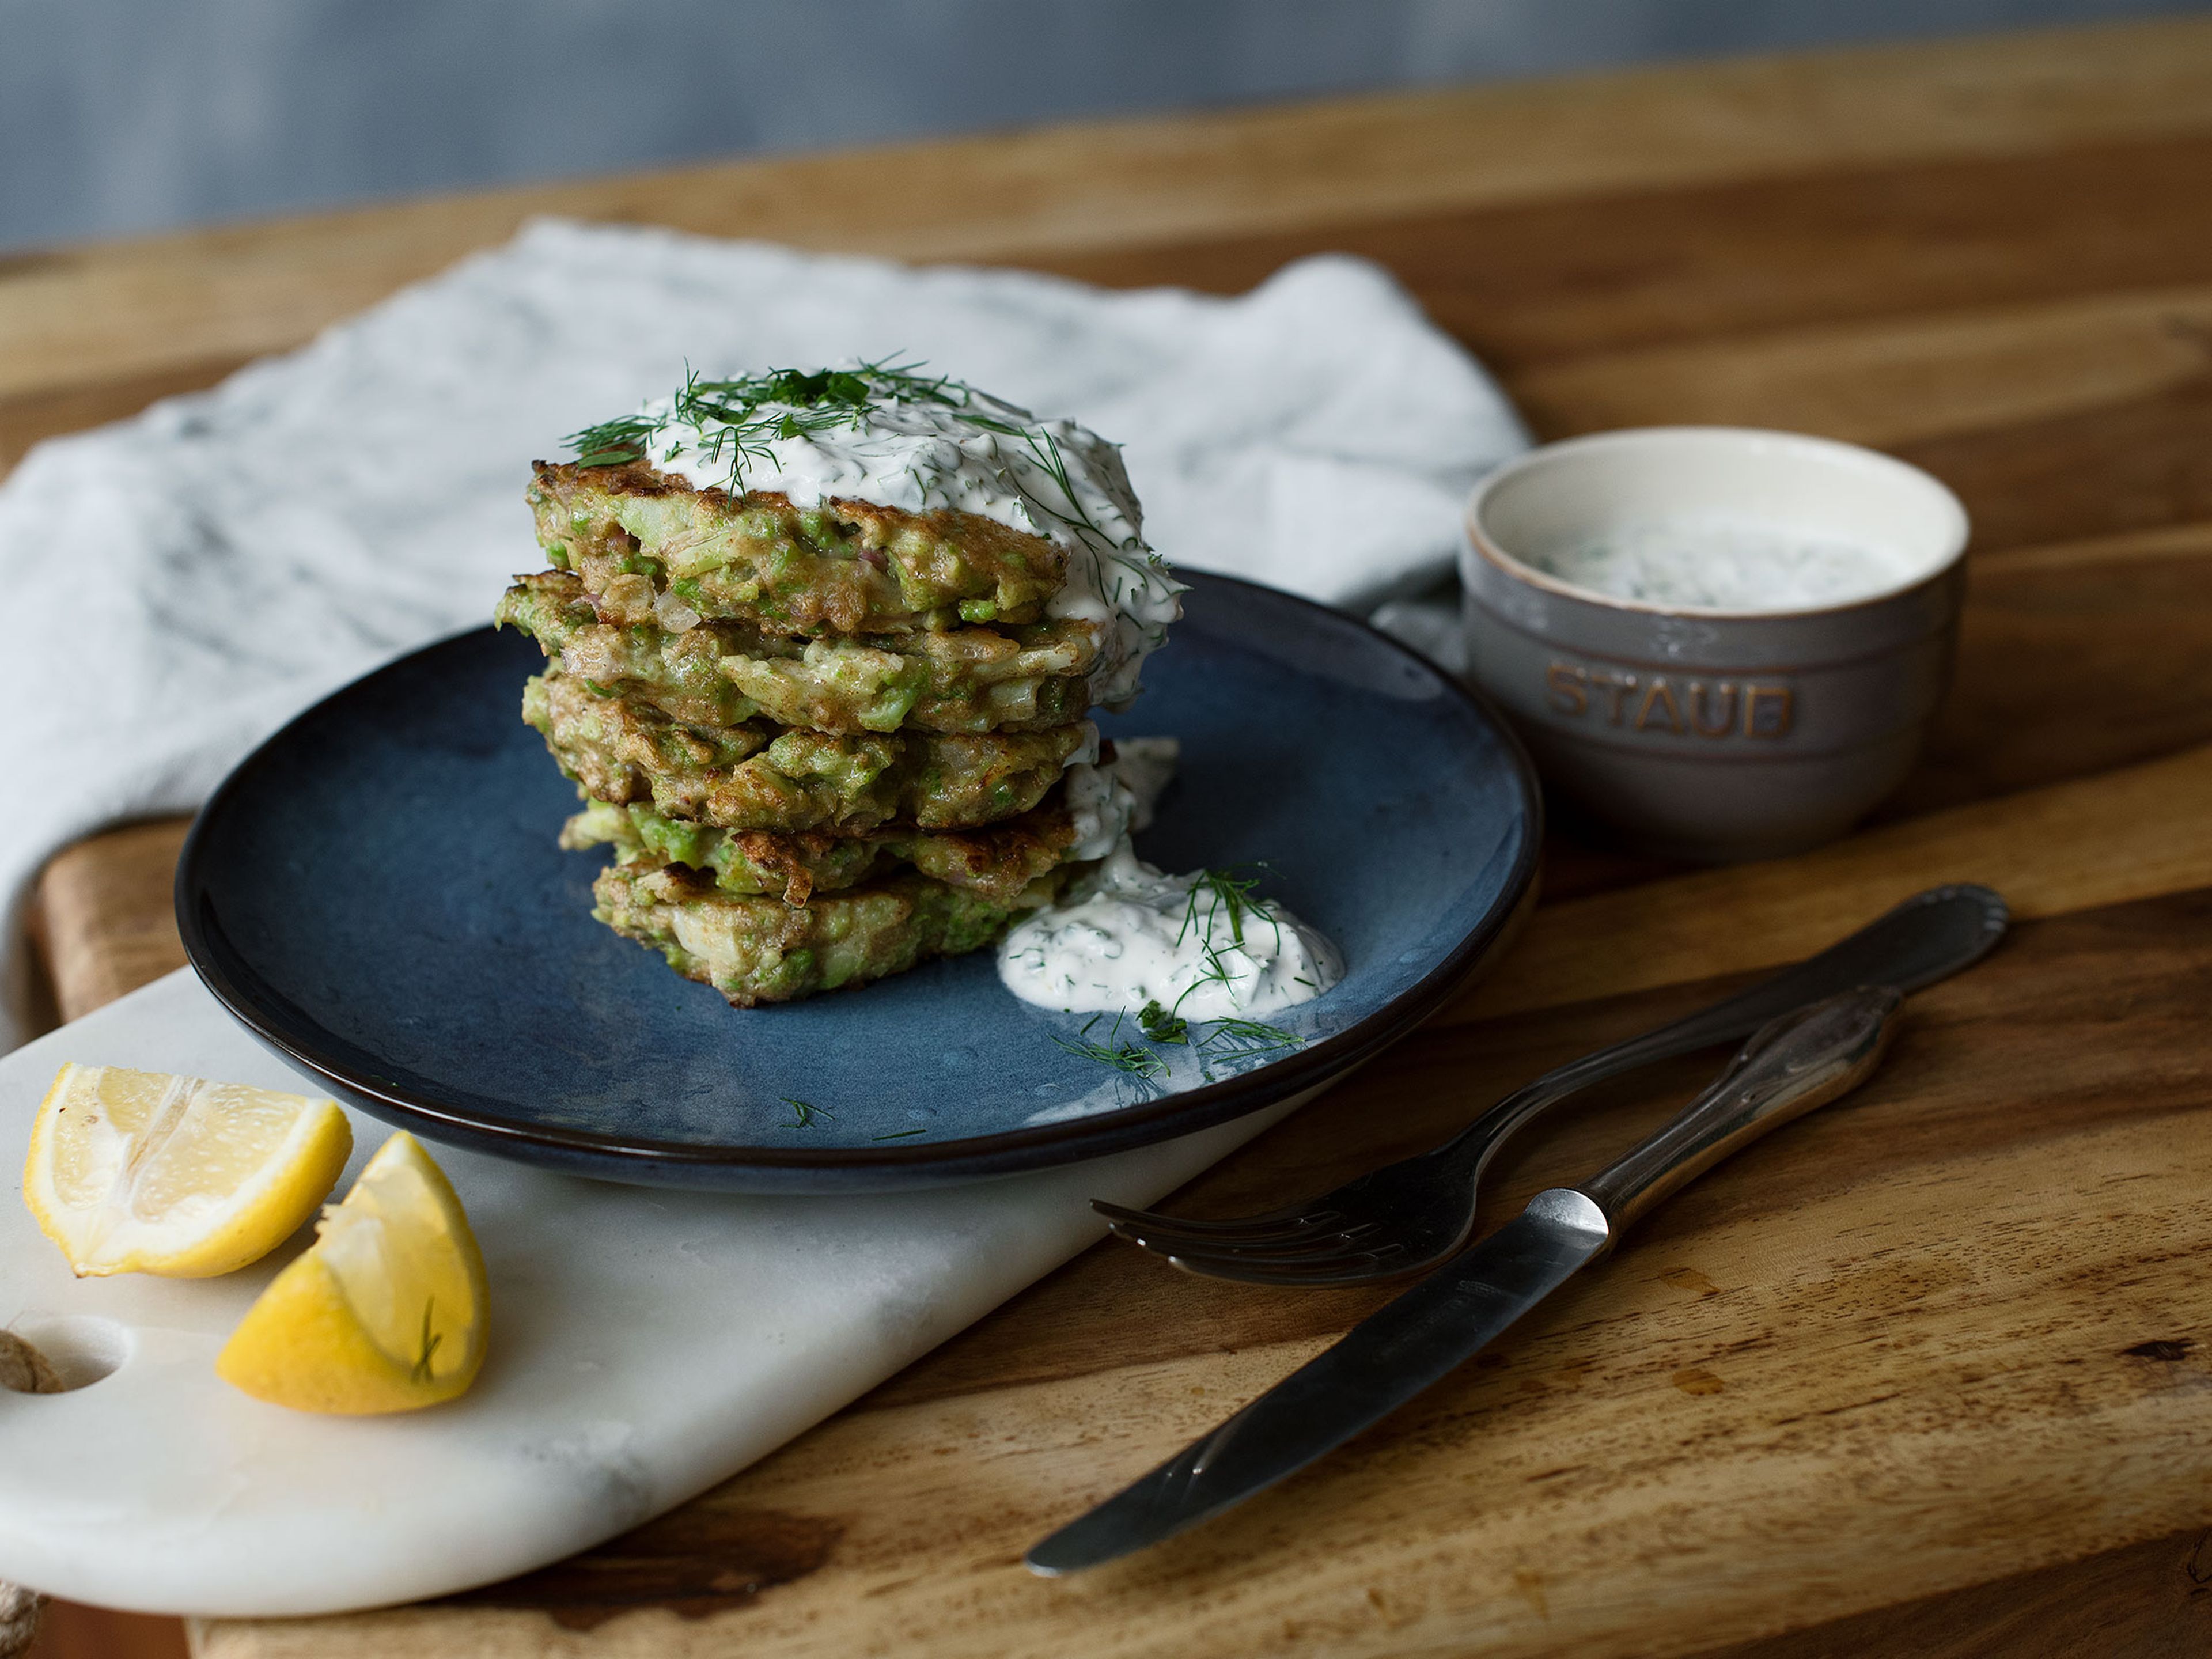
[1576,986,1900,1244]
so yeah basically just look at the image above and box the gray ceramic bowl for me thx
[1460,427,1969,863]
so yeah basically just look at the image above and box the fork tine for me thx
[1109,1217,1380,1260]
[1100,1212,1355,1256]
[1163,1246,1415,1287]
[1092,1198,1337,1239]
[1138,1228,1388,1270]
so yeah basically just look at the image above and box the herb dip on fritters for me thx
[564,363,1184,706]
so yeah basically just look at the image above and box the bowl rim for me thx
[1463,425,1971,622]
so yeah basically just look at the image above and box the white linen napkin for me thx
[0,218,1525,1051]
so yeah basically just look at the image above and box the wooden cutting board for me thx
[12,16,2212,1658]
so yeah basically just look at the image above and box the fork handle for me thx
[1578,986,1899,1242]
[1437,884,2002,1183]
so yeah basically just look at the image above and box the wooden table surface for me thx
[14,17,2212,1658]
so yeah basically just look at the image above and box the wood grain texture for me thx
[1514,282,2212,453]
[1889,522,2212,818]
[1702,1525,2212,1659]
[33,821,191,1024]
[1041,129,2212,372]
[5,18,2212,419]
[1454,737,2212,1023]
[192,889,2212,1659]
[0,17,2198,1658]
[25,1603,190,1659]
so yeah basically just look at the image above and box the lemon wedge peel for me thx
[23,1062,353,1279]
[217,1131,488,1415]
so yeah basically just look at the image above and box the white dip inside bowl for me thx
[1529,517,1919,612]
[1471,426,1968,616]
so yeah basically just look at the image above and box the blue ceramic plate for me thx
[177,573,1540,1191]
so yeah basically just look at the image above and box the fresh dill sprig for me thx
[1053,1012,1169,1080]
[1202,1017,1304,1054]
[410,1298,441,1384]
[1168,865,1287,1020]
[1052,1035,1168,1080]
[783,1097,834,1129]
[570,412,656,468]
[567,358,963,483]
[1047,996,1305,1083]
[564,361,1172,613]
[952,409,1172,598]
[1192,1016,1305,1082]
[1175,867,1265,952]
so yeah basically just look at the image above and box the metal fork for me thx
[1093,882,2005,1287]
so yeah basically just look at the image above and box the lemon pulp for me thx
[23,1063,352,1278]
[217,1131,487,1414]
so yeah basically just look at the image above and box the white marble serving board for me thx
[0,968,1309,1617]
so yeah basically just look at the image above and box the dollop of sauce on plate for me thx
[1528,517,1918,612]
[999,847,1342,1020]
[1001,742,1342,1024]
[615,369,1185,705]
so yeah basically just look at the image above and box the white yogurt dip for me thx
[1058,760,1136,862]
[600,367,1185,704]
[999,843,1342,1021]
[1003,738,1340,1022]
[1103,736,1179,831]
[1055,732,1176,862]
[1528,517,1918,612]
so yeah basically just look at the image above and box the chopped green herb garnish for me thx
[569,359,962,481]
[1176,866,1264,951]
[410,1298,441,1384]
[1203,1017,1304,1052]
[783,1097,834,1129]
[564,359,1168,606]
[1040,865,1325,1081]
[1191,1016,1305,1082]
[1053,1012,1169,1080]
[1169,865,1288,1020]
[1051,1036,1168,1079]
[1137,1000,1188,1045]
[872,1128,927,1141]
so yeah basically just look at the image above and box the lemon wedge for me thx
[217,1131,487,1414]
[24,1063,353,1278]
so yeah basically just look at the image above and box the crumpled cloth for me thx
[0,217,1525,1050]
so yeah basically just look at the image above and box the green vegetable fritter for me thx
[497,572,760,728]
[497,571,1097,734]
[592,862,1060,1006]
[563,793,1080,907]
[523,671,1089,832]
[528,460,1066,636]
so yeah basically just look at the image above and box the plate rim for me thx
[175,571,1544,1182]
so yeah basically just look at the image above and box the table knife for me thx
[1027,984,1899,1575]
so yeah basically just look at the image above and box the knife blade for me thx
[1027,986,1899,1575]
[1025,1186,1609,1576]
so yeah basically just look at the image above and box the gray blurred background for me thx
[7,0,2207,252]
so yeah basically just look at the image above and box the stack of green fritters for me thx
[497,447,1122,1005]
